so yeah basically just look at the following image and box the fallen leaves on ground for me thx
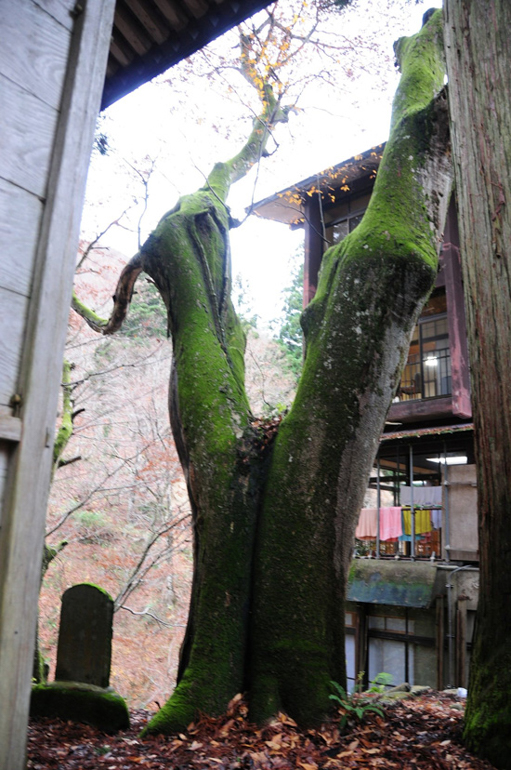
[27,690,496,769]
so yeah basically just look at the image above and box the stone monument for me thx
[30,583,129,731]
[55,583,113,687]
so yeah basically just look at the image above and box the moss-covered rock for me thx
[30,681,129,732]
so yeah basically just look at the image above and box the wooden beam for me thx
[123,0,170,44]
[114,2,153,56]
[443,200,472,419]
[387,395,454,424]
[303,193,324,307]
[151,0,188,30]
[0,412,22,443]
[0,0,116,766]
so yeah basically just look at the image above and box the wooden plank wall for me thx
[0,1,72,413]
[0,1,116,767]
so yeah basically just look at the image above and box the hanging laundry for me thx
[379,507,403,540]
[402,508,432,536]
[415,508,432,534]
[400,485,442,506]
[430,509,443,529]
[355,508,377,539]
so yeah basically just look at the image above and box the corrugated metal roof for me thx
[380,423,474,443]
[102,0,274,109]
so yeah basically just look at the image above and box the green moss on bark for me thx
[463,644,511,769]
[249,10,450,726]
[138,124,276,735]
[52,360,74,473]
[105,11,450,736]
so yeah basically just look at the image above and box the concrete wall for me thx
[444,463,478,558]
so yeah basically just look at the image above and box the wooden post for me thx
[0,1,115,767]
[442,199,472,418]
[303,193,324,307]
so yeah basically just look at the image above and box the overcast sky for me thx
[81,0,442,328]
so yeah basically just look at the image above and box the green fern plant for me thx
[329,680,384,728]
[368,672,393,693]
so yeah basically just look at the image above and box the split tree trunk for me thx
[89,11,452,733]
[444,3,511,767]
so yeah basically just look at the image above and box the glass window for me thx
[331,220,349,244]
[346,634,356,692]
[326,209,366,246]
[368,615,414,633]
[398,294,451,401]
[368,638,414,685]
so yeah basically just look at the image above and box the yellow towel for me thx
[403,508,431,536]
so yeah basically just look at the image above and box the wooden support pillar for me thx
[442,199,472,418]
[303,193,324,307]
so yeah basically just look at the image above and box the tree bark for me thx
[249,11,452,724]
[89,12,452,733]
[444,3,511,767]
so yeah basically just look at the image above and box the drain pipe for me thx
[443,441,451,562]
[409,444,415,560]
[446,564,472,687]
[376,458,381,559]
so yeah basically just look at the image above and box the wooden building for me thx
[253,147,479,693]
[0,2,272,766]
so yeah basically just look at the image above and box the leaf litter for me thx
[27,690,497,769]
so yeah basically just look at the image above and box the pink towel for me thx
[379,507,403,540]
[355,508,377,539]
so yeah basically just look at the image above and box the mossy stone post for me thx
[55,583,113,688]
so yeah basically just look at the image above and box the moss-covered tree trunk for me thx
[249,10,452,723]
[444,3,511,767]
[87,12,451,733]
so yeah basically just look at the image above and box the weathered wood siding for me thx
[0,1,116,767]
[0,1,71,412]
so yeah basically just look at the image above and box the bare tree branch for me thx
[119,605,186,628]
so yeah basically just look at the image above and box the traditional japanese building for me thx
[253,145,479,693]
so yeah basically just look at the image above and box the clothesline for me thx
[355,506,442,541]
[401,504,443,509]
